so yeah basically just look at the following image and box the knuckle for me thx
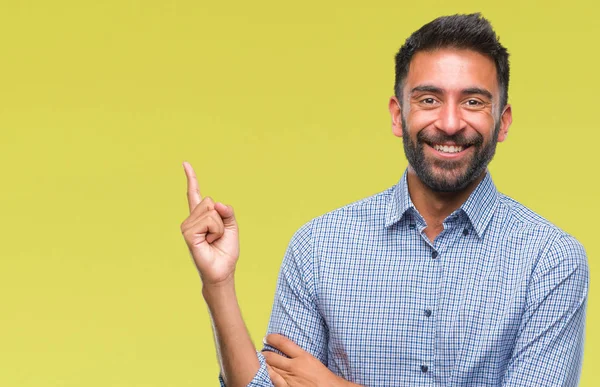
[207,210,221,224]
[180,219,191,232]
[203,213,215,224]
[210,215,224,229]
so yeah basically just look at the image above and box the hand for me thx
[180,162,240,287]
[263,334,351,387]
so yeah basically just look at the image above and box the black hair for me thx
[394,13,510,108]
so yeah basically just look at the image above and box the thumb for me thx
[215,202,237,227]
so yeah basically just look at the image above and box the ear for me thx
[389,96,404,138]
[497,104,512,143]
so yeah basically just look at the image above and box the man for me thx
[180,13,588,386]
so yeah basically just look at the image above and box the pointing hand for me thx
[180,162,240,286]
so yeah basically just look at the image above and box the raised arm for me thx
[181,162,351,386]
[180,162,259,387]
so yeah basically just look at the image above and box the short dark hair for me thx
[394,13,510,109]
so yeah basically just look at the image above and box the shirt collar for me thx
[385,170,415,228]
[458,170,499,238]
[385,169,499,238]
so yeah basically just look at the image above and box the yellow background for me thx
[1,0,597,385]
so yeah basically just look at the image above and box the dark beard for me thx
[402,116,500,192]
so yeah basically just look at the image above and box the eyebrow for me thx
[410,85,494,100]
[462,87,493,100]
[410,85,443,95]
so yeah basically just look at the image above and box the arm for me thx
[501,234,589,386]
[181,162,264,387]
[181,162,351,386]
[262,222,329,364]
[182,163,331,386]
[203,281,262,387]
[261,224,364,386]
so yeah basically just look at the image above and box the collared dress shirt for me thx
[221,170,588,386]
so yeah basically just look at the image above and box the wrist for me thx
[202,277,236,302]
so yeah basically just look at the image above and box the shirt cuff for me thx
[218,351,273,387]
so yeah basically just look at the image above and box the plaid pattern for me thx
[222,170,588,386]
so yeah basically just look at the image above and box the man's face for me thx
[390,48,512,192]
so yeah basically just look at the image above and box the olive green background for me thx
[1,0,597,385]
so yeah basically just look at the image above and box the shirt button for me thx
[424,309,432,317]
[421,365,429,373]
[462,228,469,236]
[431,251,438,259]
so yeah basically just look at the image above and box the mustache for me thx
[416,130,483,147]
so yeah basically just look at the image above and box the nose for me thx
[434,102,466,135]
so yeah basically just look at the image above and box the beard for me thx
[402,116,500,192]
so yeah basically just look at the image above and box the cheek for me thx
[464,113,496,138]
[407,110,437,132]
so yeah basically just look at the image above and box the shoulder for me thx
[311,186,394,233]
[283,187,395,274]
[496,193,561,231]
[495,193,588,275]
[290,186,395,243]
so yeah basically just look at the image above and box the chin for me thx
[422,169,476,193]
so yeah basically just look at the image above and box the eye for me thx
[420,97,437,105]
[465,99,483,107]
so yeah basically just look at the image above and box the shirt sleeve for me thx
[501,234,589,387]
[218,221,328,386]
[263,221,328,363]
[218,352,272,387]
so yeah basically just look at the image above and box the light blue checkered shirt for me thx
[223,170,588,386]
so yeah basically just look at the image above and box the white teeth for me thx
[433,144,464,153]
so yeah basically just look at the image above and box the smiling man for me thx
[181,13,588,386]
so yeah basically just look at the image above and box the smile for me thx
[432,144,469,154]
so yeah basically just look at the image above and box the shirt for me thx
[226,170,588,386]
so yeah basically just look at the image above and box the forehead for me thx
[405,48,499,96]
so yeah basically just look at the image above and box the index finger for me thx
[265,334,306,358]
[183,161,202,213]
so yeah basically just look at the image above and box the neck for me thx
[407,167,485,241]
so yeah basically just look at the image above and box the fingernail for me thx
[262,336,268,345]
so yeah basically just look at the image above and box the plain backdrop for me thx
[0,0,598,385]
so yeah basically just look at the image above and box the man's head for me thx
[389,13,513,192]
[395,13,510,109]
